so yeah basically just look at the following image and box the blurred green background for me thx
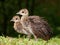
[0,0,60,37]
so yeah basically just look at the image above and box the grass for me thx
[0,27,60,45]
[0,36,60,45]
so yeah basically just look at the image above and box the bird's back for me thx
[28,16,53,40]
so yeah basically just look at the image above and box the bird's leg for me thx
[33,35,38,41]
[27,26,38,41]
[27,34,31,40]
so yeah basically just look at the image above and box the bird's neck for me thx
[14,22,21,26]
[21,15,28,22]
[20,15,28,28]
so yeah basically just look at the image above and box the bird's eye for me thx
[16,18,18,20]
[22,11,24,13]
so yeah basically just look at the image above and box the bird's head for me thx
[16,9,29,16]
[10,16,20,23]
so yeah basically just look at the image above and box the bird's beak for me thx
[16,12,20,14]
[10,19,14,22]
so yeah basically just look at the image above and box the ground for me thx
[0,36,60,45]
[0,27,60,45]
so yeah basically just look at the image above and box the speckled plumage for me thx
[28,16,53,40]
[11,8,53,41]
[10,16,30,35]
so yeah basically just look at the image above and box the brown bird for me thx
[16,9,53,41]
[10,16,32,38]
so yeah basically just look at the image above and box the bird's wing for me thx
[28,16,52,40]
[15,22,30,34]
[15,22,23,33]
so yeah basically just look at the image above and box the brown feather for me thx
[28,16,53,40]
[11,15,53,40]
